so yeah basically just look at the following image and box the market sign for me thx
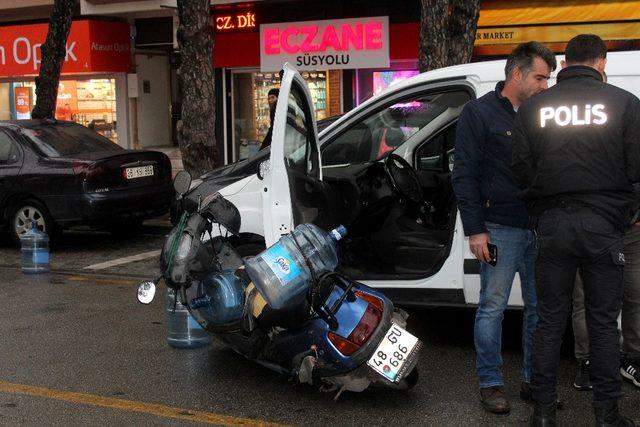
[260,16,389,72]
[475,21,640,45]
[0,20,132,78]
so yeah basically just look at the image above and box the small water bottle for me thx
[166,288,210,349]
[20,221,50,274]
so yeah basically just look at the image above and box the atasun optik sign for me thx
[260,17,390,72]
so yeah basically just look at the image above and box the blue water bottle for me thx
[245,224,347,310]
[166,288,210,349]
[20,220,50,274]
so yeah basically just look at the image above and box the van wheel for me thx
[10,199,56,245]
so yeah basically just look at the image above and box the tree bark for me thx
[32,0,77,119]
[419,0,481,73]
[176,0,217,178]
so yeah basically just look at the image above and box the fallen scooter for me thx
[137,171,422,398]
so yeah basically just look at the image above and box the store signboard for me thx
[260,17,390,72]
[475,21,640,45]
[14,87,31,119]
[0,20,132,78]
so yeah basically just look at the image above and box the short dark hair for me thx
[268,88,279,97]
[565,34,607,65]
[504,41,557,79]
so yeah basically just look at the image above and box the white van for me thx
[184,51,640,308]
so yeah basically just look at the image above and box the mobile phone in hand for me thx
[487,243,498,266]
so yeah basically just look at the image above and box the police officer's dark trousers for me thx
[531,204,625,405]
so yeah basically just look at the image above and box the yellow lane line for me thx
[0,381,288,426]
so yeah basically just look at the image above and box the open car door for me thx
[261,63,322,247]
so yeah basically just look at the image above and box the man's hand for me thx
[469,232,491,263]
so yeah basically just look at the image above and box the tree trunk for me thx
[32,0,77,119]
[176,0,217,178]
[448,1,481,65]
[419,0,481,73]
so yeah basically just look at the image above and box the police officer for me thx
[512,34,640,426]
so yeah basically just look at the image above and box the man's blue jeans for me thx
[475,222,538,388]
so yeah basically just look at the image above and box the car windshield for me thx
[22,123,123,158]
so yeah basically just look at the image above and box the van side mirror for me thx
[174,170,192,195]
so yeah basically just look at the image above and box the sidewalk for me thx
[146,145,183,178]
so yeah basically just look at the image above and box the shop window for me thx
[10,79,118,143]
[355,63,419,105]
[0,83,11,120]
[231,70,329,162]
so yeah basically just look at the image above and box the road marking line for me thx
[0,380,287,426]
[83,250,162,271]
[67,275,136,286]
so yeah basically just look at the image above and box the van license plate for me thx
[367,323,420,383]
[125,165,154,179]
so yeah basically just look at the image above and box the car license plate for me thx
[125,165,154,179]
[367,323,421,383]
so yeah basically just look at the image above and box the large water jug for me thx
[189,271,246,326]
[20,221,50,274]
[245,224,347,310]
[166,288,210,349]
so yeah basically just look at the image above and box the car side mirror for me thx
[174,170,192,195]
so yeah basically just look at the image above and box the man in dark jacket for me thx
[512,34,640,426]
[452,41,556,414]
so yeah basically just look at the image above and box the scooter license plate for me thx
[367,323,420,383]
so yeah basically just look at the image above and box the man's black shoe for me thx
[574,358,593,390]
[620,359,640,388]
[520,382,564,409]
[480,386,510,414]
[594,401,636,426]
[530,402,557,426]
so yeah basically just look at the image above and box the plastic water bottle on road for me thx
[20,220,50,274]
[166,288,210,349]
[245,224,347,310]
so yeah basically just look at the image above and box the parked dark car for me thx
[0,119,174,243]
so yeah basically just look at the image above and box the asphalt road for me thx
[1,224,639,426]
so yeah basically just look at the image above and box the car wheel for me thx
[11,199,56,245]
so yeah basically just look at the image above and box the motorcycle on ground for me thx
[137,171,422,398]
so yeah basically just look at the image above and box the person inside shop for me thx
[511,34,640,426]
[260,88,280,150]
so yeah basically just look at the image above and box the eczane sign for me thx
[260,17,389,72]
